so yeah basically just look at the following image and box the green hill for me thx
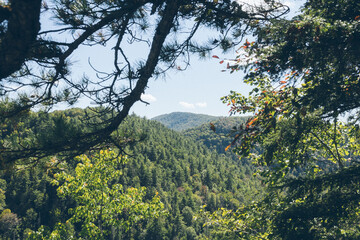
[183,116,249,161]
[152,112,220,131]
[0,110,262,239]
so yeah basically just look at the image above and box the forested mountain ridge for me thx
[183,116,249,157]
[152,112,220,131]
[0,109,262,239]
[152,112,251,162]
[2,0,359,238]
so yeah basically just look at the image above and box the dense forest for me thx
[1,0,360,239]
[152,112,221,132]
[0,110,262,239]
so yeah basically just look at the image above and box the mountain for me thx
[152,112,220,131]
[183,116,249,157]
[153,111,250,161]
[0,110,263,239]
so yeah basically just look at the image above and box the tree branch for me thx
[0,5,11,23]
[0,0,42,79]
[0,0,180,167]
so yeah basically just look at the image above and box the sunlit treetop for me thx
[227,0,360,118]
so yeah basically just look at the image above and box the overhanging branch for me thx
[0,0,42,79]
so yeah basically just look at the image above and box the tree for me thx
[0,0,289,165]
[30,150,165,239]
[0,113,261,238]
[0,0,42,79]
[0,209,20,239]
[216,0,360,238]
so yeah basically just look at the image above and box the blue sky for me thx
[130,52,252,118]
[132,0,304,118]
[70,33,252,119]
[50,0,304,119]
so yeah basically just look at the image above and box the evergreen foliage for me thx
[183,116,248,157]
[0,109,261,239]
[2,1,358,238]
[0,0,289,163]
[204,0,360,238]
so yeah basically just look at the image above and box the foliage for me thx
[183,116,248,157]
[0,107,142,168]
[225,0,360,118]
[153,112,220,131]
[0,110,260,239]
[0,0,289,164]
[44,150,163,239]
[0,209,20,239]
[208,0,360,238]
[199,203,273,240]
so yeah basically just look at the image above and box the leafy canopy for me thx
[205,0,360,238]
[0,0,289,165]
[29,149,164,239]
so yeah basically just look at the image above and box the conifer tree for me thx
[0,0,289,165]
[208,0,360,238]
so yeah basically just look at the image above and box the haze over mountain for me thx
[152,112,221,131]
[183,116,249,156]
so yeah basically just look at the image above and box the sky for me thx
[131,56,252,118]
[51,0,304,119]
[132,0,304,118]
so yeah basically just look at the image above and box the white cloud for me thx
[236,0,296,14]
[237,0,265,6]
[237,0,292,6]
[179,101,195,109]
[196,102,207,108]
[141,94,157,103]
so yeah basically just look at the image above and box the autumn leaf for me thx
[219,60,224,64]
[212,55,219,59]
[210,122,216,132]
[225,144,231,152]
[248,117,258,126]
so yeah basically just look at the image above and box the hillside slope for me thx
[152,112,220,131]
[183,116,249,158]
[1,110,262,239]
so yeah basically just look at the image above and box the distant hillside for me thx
[183,116,249,159]
[152,112,220,131]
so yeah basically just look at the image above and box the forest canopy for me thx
[1,0,360,239]
[0,0,289,164]
[210,0,360,238]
